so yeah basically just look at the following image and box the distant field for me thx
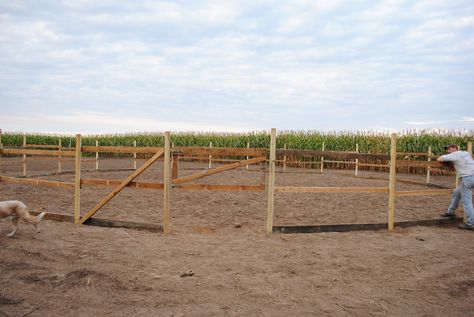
[1,130,472,156]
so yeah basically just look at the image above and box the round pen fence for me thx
[0,129,471,234]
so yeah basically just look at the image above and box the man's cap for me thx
[444,144,459,150]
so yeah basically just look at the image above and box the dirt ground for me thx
[1,157,473,316]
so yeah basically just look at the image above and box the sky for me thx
[0,0,473,134]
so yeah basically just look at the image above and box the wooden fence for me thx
[0,129,471,234]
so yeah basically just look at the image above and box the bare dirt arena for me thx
[1,158,474,316]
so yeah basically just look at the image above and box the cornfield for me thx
[1,130,472,155]
[1,130,472,174]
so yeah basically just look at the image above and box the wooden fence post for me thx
[266,128,277,234]
[133,140,137,170]
[246,141,250,170]
[355,143,359,176]
[95,140,99,171]
[22,135,27,176]
[74,134,82,224]
[283,144,287,173]
[320,142,325,173]
[388,133,397,231]
[163,132,172,235]
[208,141,213,169]
[58,138,62,173]
[426,146,431,184]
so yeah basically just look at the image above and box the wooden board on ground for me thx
[273,217,462,233]
[30,210,162,232]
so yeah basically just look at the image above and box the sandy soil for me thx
[1,158,473,316]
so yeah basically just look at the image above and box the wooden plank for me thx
[275,186,389,193]
[133,140,137,170]
[24,144,62,149]
[276,149,389,161]
[173,156,266,184]
[78,148,165,224]
[58,138,62,173]
[163,132,171,235]
[396,189,452,197]
[0,148,76,157]
[357,163,389,168]
[266,128,276,234]
[174,184,265,191]
[172,154,179,179]
[396,160,449,168]
[0,175,74,189]
[273,217,462,234]
[426,146,432,184]
[80,178,264,191]
[176,146,267,157]
[74,134,82,224]
[82,145,162,154]
[81,178,164,189]
[355,143,359,177]
[22,136,27,176]
[29,211,162,232]
[388,133,397,231]
[320,142,325,173]
[396,152,429,156]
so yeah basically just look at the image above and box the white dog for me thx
[0,200,46,237]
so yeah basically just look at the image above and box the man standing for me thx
[438,144,474,230]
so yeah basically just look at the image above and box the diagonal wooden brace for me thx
[173,156,266,185]
[79,148,164,224]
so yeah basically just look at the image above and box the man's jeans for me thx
[447,175,474,225]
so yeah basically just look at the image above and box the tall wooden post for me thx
[283,144,287,173]
[246,141,250,170]
[355,143,359,177]
[320,142,325,173]
[388,133,397,231]
[22,135,27,176]
[95,140,99,171]
[266,128,277,234]
[58,138,62,173]
[163,132,171,235]
[208,141,213,169]
[74,134,82,224]
[133,140,137,170]
[426,146,432,184]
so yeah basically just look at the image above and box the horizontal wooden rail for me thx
[275,186,389,193]
[173,156,266,184]
[82,146,162,154]
[81,178,164,189]
[396,189,452,197]
[82,178,265,191]
[0,176,74,189]
[396,152,429,156]
[24,144,64,149]
[395,160,450,168]
[0,148,75,157]
[276,149,390,161]
[175,146,267,157]
[173,184,265,191]
[357,163,389,168]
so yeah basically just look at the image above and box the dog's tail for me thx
[36,212,46,222]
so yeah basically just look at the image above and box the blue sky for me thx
[0,0,473,134]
